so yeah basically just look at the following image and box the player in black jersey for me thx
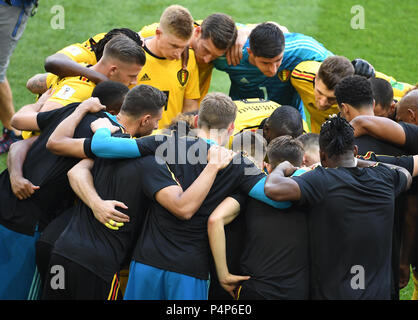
[0,81,128,300]
[265,116,411,299]
[208,135,309,300]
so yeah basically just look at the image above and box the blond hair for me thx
[159,5,194,40]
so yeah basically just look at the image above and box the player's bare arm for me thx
[67,158,129,230]
[155,145,235,220]
[26,73,48,95]
[207,196,250,297]
[350,115,406,146]
[182,98,199,113]
[11,89,54,131]
[264,161,302,201]
[7,136,40,200]
[45,53,108,84]
[47,97,105,158]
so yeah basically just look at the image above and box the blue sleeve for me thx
[248,168,308,209]
[91,127,141,158]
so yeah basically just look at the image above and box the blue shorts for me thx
[0,224,40,299]
[123,261,209,300]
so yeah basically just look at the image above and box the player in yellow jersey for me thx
[291,56,415,133]
[26,35,144,113]
[137,5,200,129]
[140,13,238,104]
[37,28,144,89]
[140,17,289,104]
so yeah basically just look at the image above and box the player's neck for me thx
[197,129,228,147]
[145,38,164,58]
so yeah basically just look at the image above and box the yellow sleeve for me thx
[375,71,415,101]
[46,73,59,89]
[184,50,201,101]
[55,33,105,65]
[139,23,159,38]
[47,76,95,107]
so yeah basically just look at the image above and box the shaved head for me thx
[396,89,418,125]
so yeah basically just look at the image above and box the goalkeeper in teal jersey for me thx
[213,23,333,132]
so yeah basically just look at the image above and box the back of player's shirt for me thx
[292,165,407,299]
[53,156,179,283]
[0,105,117,235]
[240,198,309,299]
[132,132,266,280]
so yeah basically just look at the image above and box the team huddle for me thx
[1,4,418,301]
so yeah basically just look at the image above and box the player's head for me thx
[155,5,194,60]
[395,89,418,125]
[232,131,267,169]
[314,56,355,111]
[247,22,285,77]
[263,105,303,144]
[334,75,374,122]
[266,135,304,173]
[369,78,396,119]
[191,13,237,64]
[196,92,237,146]
[91,81,129,115]
[119,84,167,136]
[167,110,199,136]
[98,35,146,87]
[297,133,320,167]
[319,115,357,167]
[93,28,144,61]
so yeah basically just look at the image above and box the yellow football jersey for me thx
[291,61,338,134]
[375,71,415,102]
[291,60,415,134]
[56,33,106,65]
[46,66,96,107]
[137,46,200,129]
[139,20,251,103]
[228,98,281,148]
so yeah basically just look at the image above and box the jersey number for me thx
[163,91,170,111]
[259,86,268,100]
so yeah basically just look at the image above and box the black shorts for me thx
[41,254,121,300]
[236,284,265,300]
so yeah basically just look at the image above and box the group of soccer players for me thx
[0,4,417,300]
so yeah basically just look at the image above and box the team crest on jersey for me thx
[177,69,189,86]
[278,70,291,82]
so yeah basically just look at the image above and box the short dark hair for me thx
[102,34,146,66]
[232,131,267,160]
[201,13,238,51]
[334,75,374,109]
[297,133,319,153]
[93,28,144,62]
[249,22,285,58]
[317,56,355,90]
[267,135,304,168]
[265,105,303,138]
[198,92,237,129]
[91,81,129,114]
[120,84,167,118]
[319,115,354,157]
[369,78,393,110]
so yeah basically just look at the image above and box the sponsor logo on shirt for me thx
[55,85,76,100]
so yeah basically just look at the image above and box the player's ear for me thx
[302,153,308,166]
[194,115,199,128]
[155,27,162,39]
[265,163,273,174]
[247,47,252,57]
[353,145,358,158]
[108,65,117,77]
[407,108,416,122]
[194,26,201,38]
